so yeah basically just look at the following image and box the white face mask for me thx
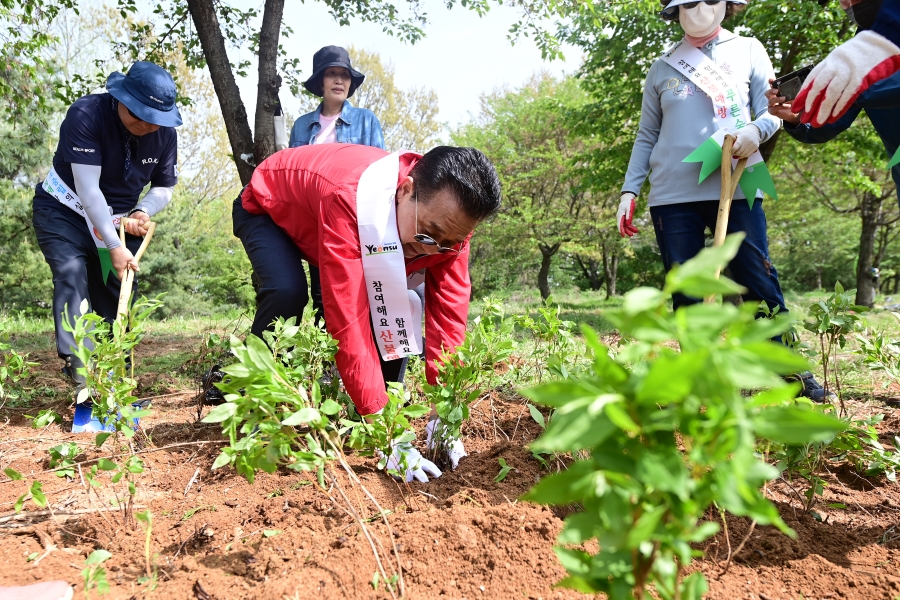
[679,2,726,37]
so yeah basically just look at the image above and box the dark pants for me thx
[32,206,142,360]
[232,196,408,384]
[309,264,325,325]
[649,198,787,315]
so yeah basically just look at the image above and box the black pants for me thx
[32,205,142,360]
[232,196,408,384]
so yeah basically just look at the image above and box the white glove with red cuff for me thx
[617,193,639,238]
[381,441,442,483]
[425,417,467,470]
[794,30,900,127]
[730,125,761,159]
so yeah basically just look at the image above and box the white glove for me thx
[382,441,442,483]
[729,125,760,159]
[616,193,639,238]
[425,417,467,470]
[794,30,900,127]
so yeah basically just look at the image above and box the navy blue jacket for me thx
[873,0,900,48]
[289,100,384,150]
[784,72,900,202]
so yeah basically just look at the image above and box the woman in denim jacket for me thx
[288,45,386,321]
[289,46,385,149]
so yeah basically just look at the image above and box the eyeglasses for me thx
[412,191,460,254]
[126,107,146,123]
[661,0,723,19]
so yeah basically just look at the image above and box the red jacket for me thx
[241,144,470,415]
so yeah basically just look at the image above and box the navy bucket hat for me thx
[303,46,365,98]
[106,61,183,128]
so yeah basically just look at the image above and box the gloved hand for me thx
[425,417,467,470]
[729,125,761,159]
[793,30,900,127]
[616,193,639,238]
[381,441,442,483]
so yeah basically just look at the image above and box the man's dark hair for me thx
[410,146,502,221]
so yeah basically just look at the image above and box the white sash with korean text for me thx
[357,152,423,362]
[42,167,123,250]
[661,40,765,169]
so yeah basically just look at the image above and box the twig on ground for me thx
[0,505,148,524]
[30,527,56,567]
[719,520,757,578]
[718,506,731,568]
[184,468,201,497]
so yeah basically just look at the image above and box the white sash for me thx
[357,152,423,361]
[42,167,123,249]
[661,40,765,170]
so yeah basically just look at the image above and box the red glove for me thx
[793,30,900,127]
[617,193,639,238]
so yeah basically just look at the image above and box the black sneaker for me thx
[785,371,837,404]
[200,364,226,406]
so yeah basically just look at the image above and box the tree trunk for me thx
[537,242,561,301]
[815,265,822,290]
[602,242,618,298]
[574,255,603,291]
[855,192,881,307]
[253,0,285,166]
[187,0,256,186]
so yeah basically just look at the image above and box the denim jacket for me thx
[288,100,385,149]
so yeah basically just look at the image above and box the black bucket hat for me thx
[106,61,182,127]
[302,46,365,99]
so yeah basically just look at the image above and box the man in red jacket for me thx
[233,143,501,482]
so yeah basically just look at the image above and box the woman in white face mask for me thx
[616,1,834,402]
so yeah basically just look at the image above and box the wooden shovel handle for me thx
[120,218,157,265]
[706,136,747,304]
[115,219,156,322]
[712,135,738,249]
[116,268,135,321]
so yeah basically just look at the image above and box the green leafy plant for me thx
[856,312,900,388]
[82,549,112,597]
[13,479,47,513]
[0,341,36,407]
[803,281,867,414]
[262,308,341,392]
[829,415,900,481]
[514,301,580,382]
[202,330,340,486]
[526,403,555,470]
[28,408,62,429]
[424,301,516,465]
[342,382,430,478]
[182,505,216,521]
[495,457,512,482]
[522,234,847,600]
[63,296,162,522]
[203,315,407,598]
[135,510,157,590]
[65,296,162,437]
[48,442,81,478]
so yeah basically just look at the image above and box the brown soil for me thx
[1,338,899,599]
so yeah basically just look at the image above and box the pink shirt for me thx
[315,113,339,144]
